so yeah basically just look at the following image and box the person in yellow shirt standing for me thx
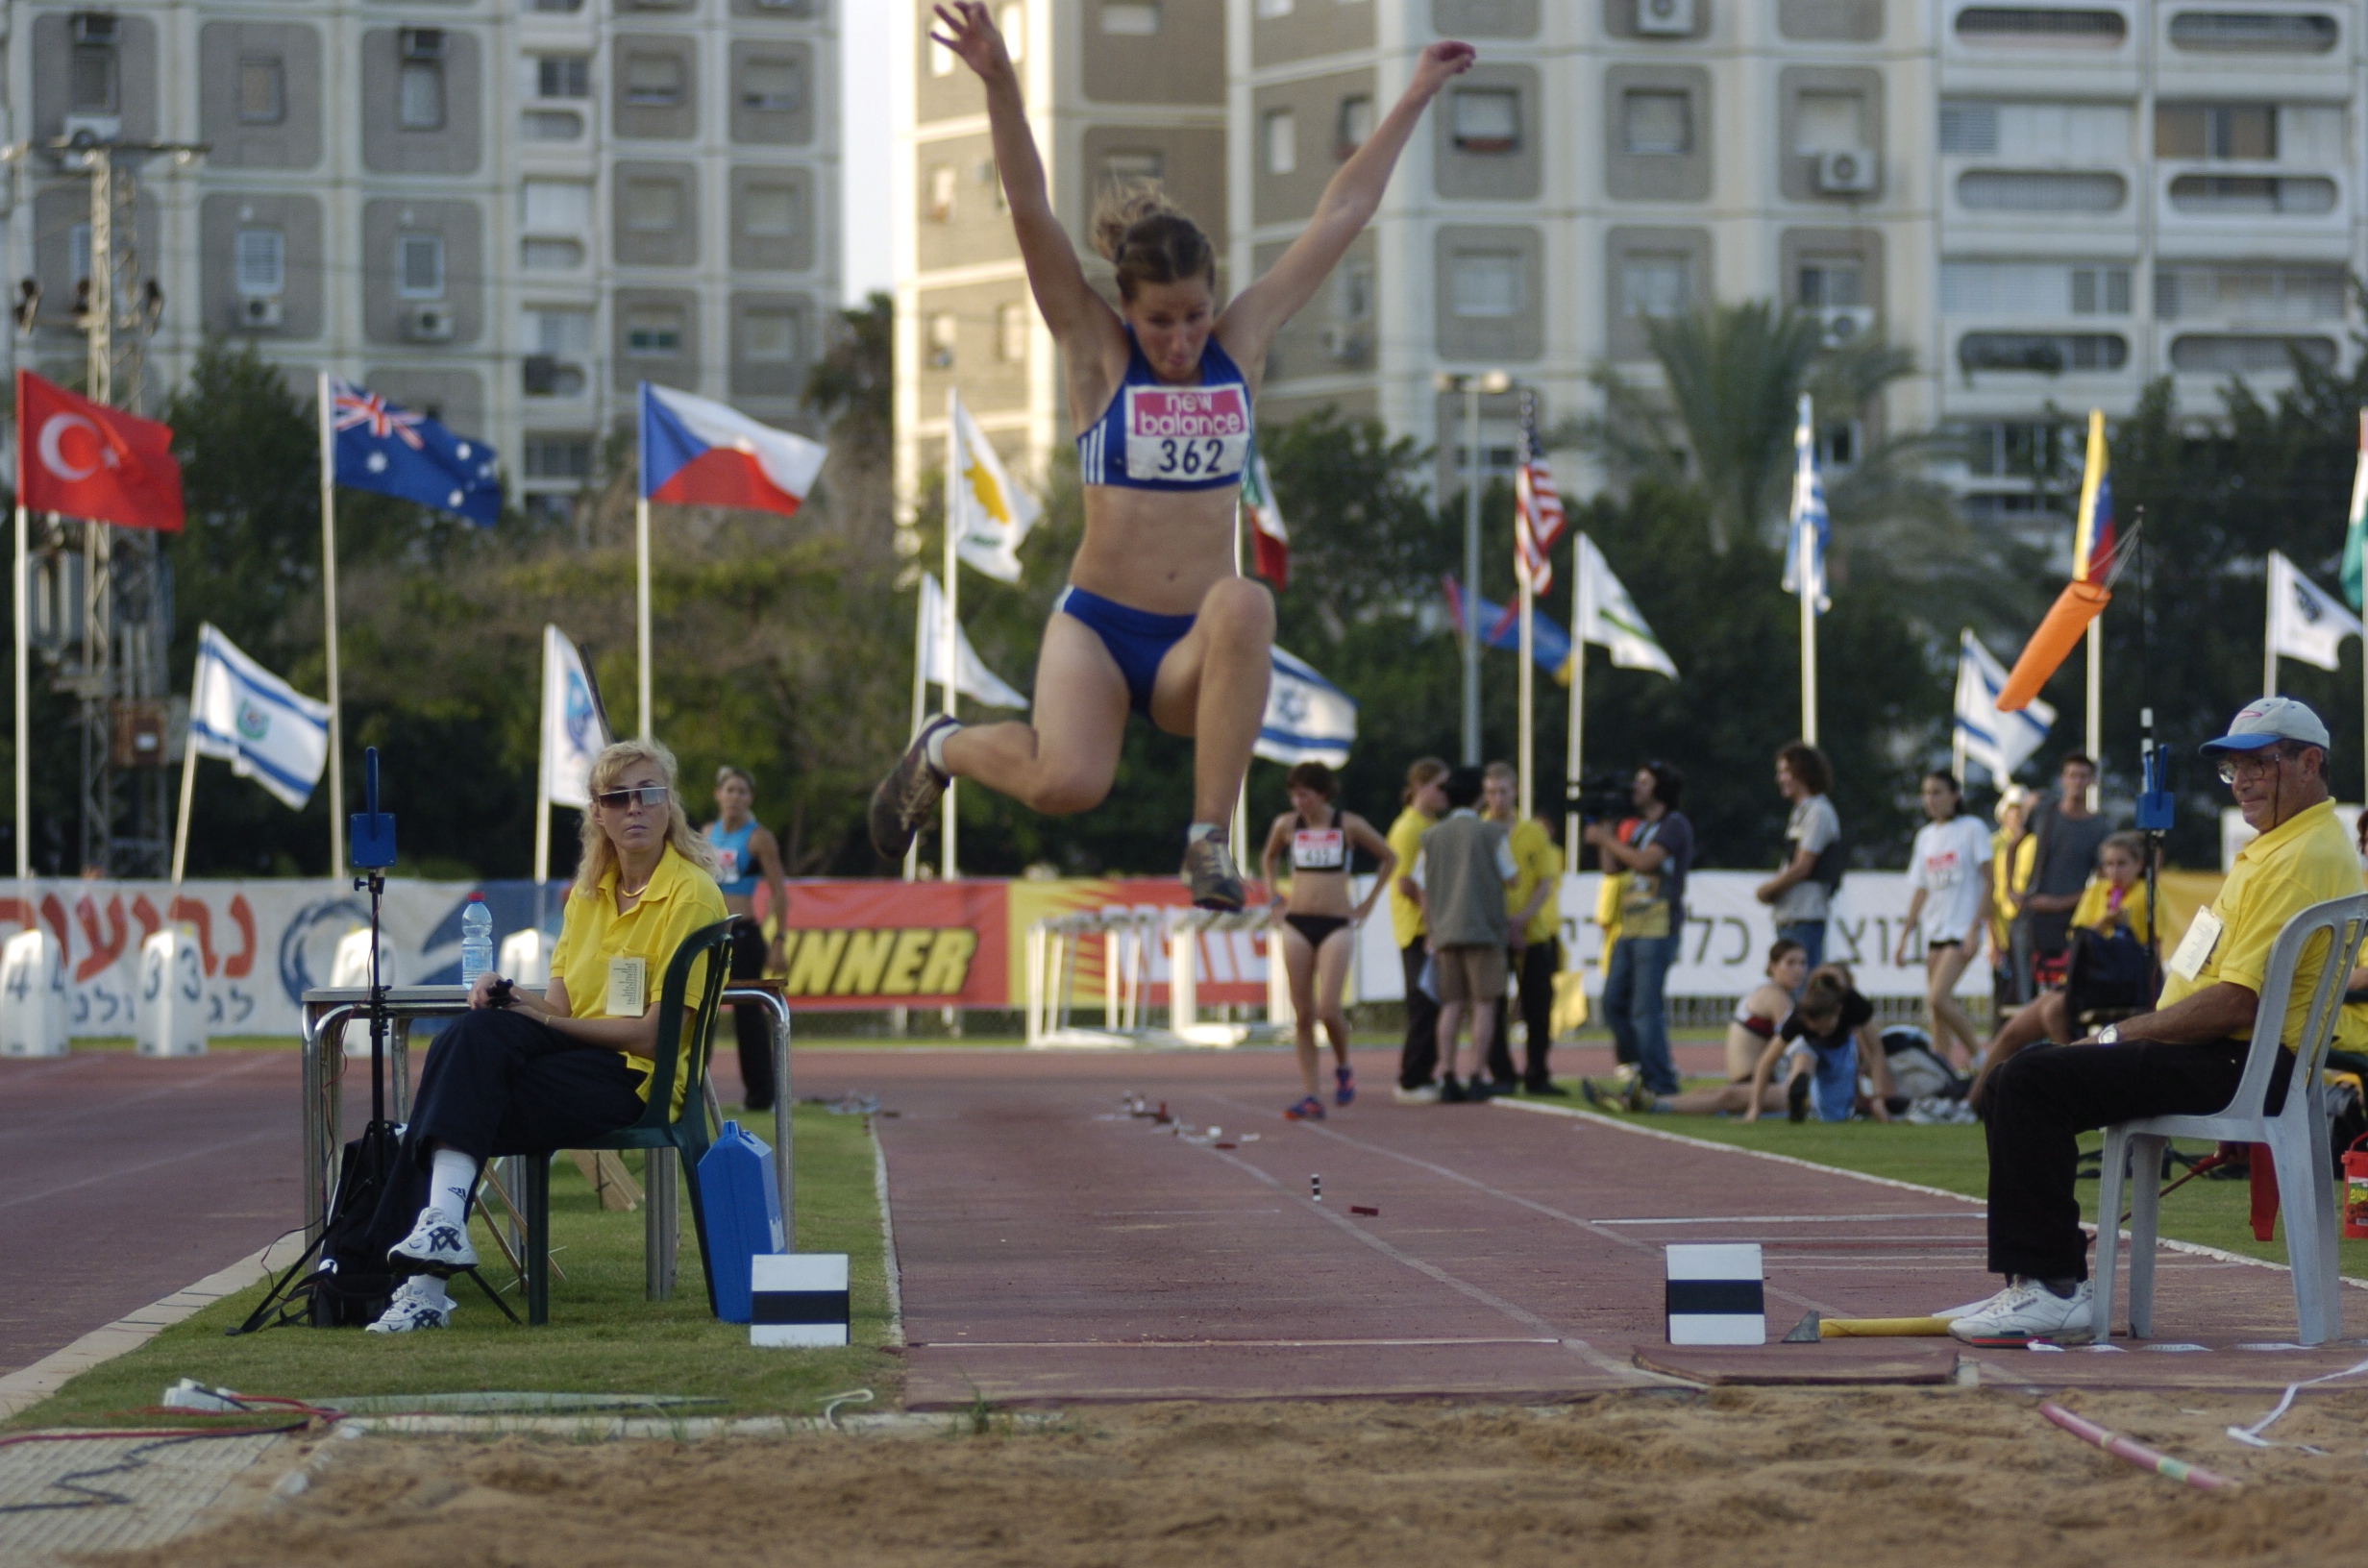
[1482,763,1567,1094]
[1955,699,2360,1347]
[1388,758,1450,1103]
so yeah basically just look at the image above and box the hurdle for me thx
[1023,906,1288,1048]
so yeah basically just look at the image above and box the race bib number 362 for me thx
[1124,385,1248,482]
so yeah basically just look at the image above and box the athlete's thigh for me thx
[1315,926,1356,1008]
[1146,582,1273,737]
[1279,924,1319,1001]
[1030,612,1134,792]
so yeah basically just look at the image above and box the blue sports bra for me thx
[705,819,757,896]
[1074,330,1253,492]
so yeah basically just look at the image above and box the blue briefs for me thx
[1055,585,1196,718]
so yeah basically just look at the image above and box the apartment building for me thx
[890,0,1227,523]
[4,0,838,518]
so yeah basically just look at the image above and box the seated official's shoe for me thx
[868,716,959,861]
[1439,1074,1469,1104]
[1284,1094,1327,1121]
[1786,1069,1813,1123]
[387,1206,478,1279]
[365,1279,452,1335]
[1334,1066,1356,1107]
[1947,1279,2094,1346]
[1392,1081,1442,1105]
[1180,837,1246,912]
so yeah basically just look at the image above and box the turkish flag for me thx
[14,371,184,532]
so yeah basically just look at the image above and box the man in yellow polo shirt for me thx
[1482,762,1567,1093]
[1956,698,2358,1346]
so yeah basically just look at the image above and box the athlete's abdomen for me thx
[1068,488,1242,615]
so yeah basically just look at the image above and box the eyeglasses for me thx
[594,785,670,811]
[2216,752,2286,785]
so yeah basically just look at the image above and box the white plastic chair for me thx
[2094,893,2368,1347]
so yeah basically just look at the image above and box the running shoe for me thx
[1334,1066,1356,1107]
[1786,1068,1812,1124]
[867,715,959,860]
[1621,1075,1654,1114]
[1284,1094,1326,1121]
[1577,1078,1621,1113]
[1181,836,1246,911]
[1946,1279,2094,1346]
[387,1206,477,1279]
[1392,1081,1442,1105]
[365,1278,452,1335]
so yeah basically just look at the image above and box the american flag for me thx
[1513,394,1566,595]
[331,382,427,450]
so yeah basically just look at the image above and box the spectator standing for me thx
[1481,765,1566,1093]
[1414,767,1519,1102]
[1756,743,1840,975]
[2013,752,2112,996]
[1893,771,1992,1068]
[1388,758,1450,1103]
[1988,785,2035,1013]
[1582,762,1694,1103]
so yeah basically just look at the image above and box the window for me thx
[1954,8,2127,47]
[1956,170,2126,211]
[234,229,284,297]
[238,57,285,126]
[1817,422,1861,470]
[396,233,444,299]
[1941,259,2134,315]
[1618,253,1689,319]
[2168,12,2337,54]
[1263,110,1296,175]
[1102,2,1162,33]
[2169,334,2337,373]
[743,308,803,363]
[69,40,117,113]
[1798,258,1863,308]
[2156,264,2346,323]
[524,111,583,141]
[1452,250,1525,318]
[1794,90,1866,153]
[1958,332,2128,373]
[2168,175,2335,214]
[1937,101,1997,154]
[927,311,957,368]
[526,307,593,355]
[1255,0,1295,16]
[531,0,585,12]
[1451,88,1519,154]
[927,35,956,76]
[523,239,585,270]
[623,54,685,107]
[398,61,445,130]
[1336,95,1372,157]
[999,5,1025,61]
[2069,266,2131,315]
[625,308,684,355]
[522,180,593,233]
[1621,90,1691,156]
[737,184,799,238]
[623,178,685,233]
[1959,420,2070,480]
[523,436,594,481]
[536,58,591,100]
[997,302,1027,362]
[2156,104,2276,159]
[739,58,802,112]
[1335,259,1373,322]
[927,163,956,222]
[1102,150,1164,187]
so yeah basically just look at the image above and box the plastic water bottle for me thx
[460,894,495,987]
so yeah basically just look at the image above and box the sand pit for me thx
[113,1386,2368,1567]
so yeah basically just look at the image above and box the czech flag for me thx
[638,381,826,517]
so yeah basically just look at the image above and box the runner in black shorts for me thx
[1258,762,1395,1120]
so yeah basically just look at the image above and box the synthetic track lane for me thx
[0,1051,304,1377]
[799,1047,2368,1405]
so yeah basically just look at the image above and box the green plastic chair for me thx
[521,916,740,1325]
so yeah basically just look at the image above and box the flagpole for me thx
[1566,536,1585,856]
[905,576,926,884]
[941,390,958,883]
[317,373,344,883]
[1798,514,1819,746]
[534,630,552,932]
[168,706,197,887]
[12,498,28,884]
[2263,571,2278,700]
[1952,630,1970,788]
[635,496,653,741]
[1517,563,1534,819]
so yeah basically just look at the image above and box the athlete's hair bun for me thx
[1091,181,1215,300]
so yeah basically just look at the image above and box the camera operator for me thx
[1582,762,1693,1106]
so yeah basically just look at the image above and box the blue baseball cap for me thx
[2199,697,2331,755]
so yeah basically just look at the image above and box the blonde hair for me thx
[1090,182,1215,301]
[575,738,718,898]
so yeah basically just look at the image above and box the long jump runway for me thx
[802,1048,2368,1407]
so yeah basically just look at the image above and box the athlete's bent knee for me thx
[1024,772,1113,816]
[1201,576,1275,640]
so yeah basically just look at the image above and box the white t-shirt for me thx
[1908,815,1991,945]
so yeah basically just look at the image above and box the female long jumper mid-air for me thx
[869,3,1474,909]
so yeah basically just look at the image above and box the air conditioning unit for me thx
[61,114,120,148]
[1320,325,1369,365]
[237,296,284,330]
[1816,305,1876,345]
[70,12,120,45]
[1636,0,1697,37]
[399,28,448,61]
[1815,147,1880,195]
[400,304,455,341]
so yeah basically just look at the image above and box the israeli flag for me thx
[1255,648,1357,767]
[1955,628,2055,785]
[1782,393,1831,613]
[541,625,612,810]
[188,623,333,810]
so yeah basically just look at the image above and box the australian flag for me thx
[328,378,502,527]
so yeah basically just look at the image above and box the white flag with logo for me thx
[541,625,612,810]
[1955,628,2055,785]
[1574,534,1677,678]
[2266,550,2361,674]
[1254,648,1357,767]
[919,572,1027,710]
[187,623,332,810]
[947,391,1040,583]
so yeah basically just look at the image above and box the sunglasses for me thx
[594,785,671,810]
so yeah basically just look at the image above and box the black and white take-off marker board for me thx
[750,1253,851,1347]
[1664,1243,1765,1346]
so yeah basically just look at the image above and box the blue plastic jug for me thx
[697,1120,785,1323]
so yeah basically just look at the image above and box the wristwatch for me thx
[2095,1023,2121,1046]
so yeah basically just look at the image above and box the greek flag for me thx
[1955,629,2054,785]
[188,623,333,810]
[1254,648,1357,767]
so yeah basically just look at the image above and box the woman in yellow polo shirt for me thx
[365,737,729,1334]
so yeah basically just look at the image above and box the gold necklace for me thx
[619,866,655,898]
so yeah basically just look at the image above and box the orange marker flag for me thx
[1996,580,2109,712]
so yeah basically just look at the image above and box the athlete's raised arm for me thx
[930,4,1122,355]
[1219,40,1476,370]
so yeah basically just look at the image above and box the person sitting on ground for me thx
[1579,940,1806,1116]
[1742,964,1894,1124]
[1967,832,2154,1114]
[362,738,729,1333]
[1412,765,1519,1103]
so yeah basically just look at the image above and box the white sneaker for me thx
[387,1206,478,1278]
[1947,1278,2094,1345]
[1392,1082,1443,1105]
[365,1279,452,1335]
